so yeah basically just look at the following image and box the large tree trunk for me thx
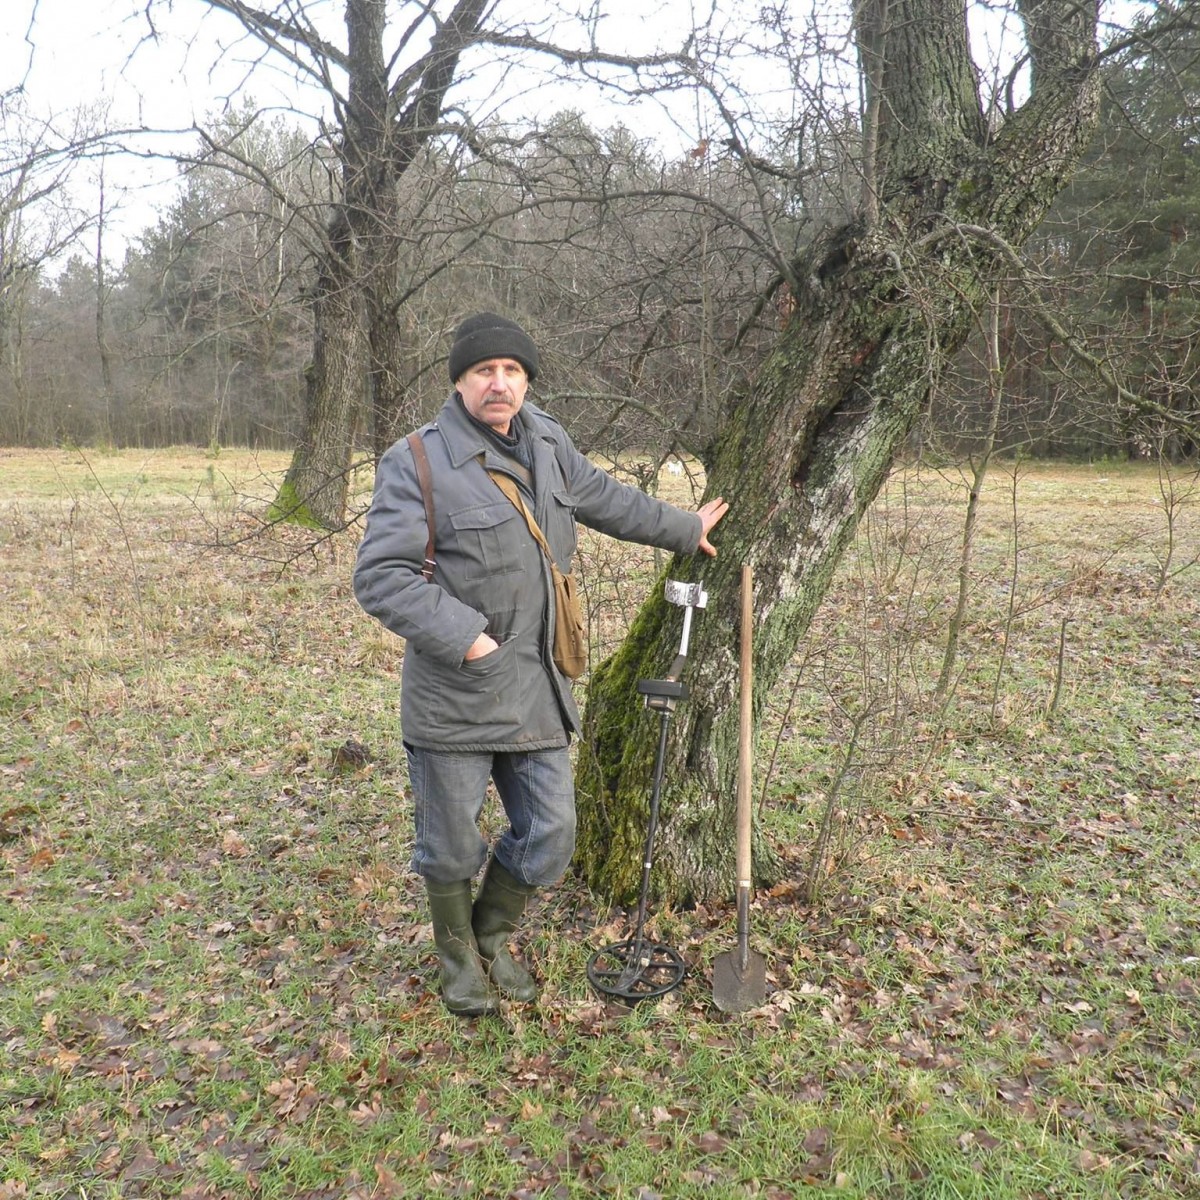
[576,0,1102,904]
[271,225,365,529]
[368,237,412,462]
[262,0,489,527]
[269,0,388,529]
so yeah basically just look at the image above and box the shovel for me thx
[712,563,767,1012]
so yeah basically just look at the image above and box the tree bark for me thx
[254,0,489,527]
[576,0,1102,904]
[272,220,365,528]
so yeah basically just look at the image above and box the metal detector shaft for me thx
[660,611,693,681]
[587,577,708,1005]
[615,707,672,989]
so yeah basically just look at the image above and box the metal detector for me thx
[586,579,708,1004]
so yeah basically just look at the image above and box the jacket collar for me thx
[435,393,556,472]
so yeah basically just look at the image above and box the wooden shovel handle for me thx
[737,564,753,886]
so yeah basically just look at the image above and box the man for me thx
[353,312,727,1016]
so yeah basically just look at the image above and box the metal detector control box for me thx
[637,678,688,702]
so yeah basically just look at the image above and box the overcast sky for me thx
[4,0,756,140]
[1,0,1151,265]
[5,0,773,256]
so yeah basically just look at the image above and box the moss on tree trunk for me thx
[270,246,365,531]
[576,271,978,904]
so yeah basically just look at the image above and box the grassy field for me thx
[1,446,1198,1200]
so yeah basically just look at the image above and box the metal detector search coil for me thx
[586,580,708,1004]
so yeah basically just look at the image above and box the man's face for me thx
[456,357,528,435]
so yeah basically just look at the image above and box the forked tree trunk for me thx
[261,0,489,527]
[269,0,389,529]
[576,0,1103,903]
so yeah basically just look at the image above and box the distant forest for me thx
[2,10,1196,466]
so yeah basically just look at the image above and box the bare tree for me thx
[0,94,99,443]
[576,0,1113,903]
[131,0,701,528]
[122,109,322,448]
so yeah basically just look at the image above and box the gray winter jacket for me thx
[353,395,702,750]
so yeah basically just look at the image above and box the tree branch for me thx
[466,31,694,73]
[936,220,1197,434]
[200,0,349,80]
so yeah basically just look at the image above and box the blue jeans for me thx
[404,745,576,886]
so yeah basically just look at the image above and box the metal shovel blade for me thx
[712,941,767,1013]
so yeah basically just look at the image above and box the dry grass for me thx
[2,446,1198,1200]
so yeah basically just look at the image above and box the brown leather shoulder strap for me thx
[406,431,436,582]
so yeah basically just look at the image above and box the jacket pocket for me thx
[439,634,521,736]
[548,489,579,568]
[449,501,523,581]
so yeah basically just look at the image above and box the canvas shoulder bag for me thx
[487,470,588,680]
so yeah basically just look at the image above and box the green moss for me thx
[267,477,327,530]
[575,584,677,901]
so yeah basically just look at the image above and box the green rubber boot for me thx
[425,878,500,1017]
[472,857,538,1002]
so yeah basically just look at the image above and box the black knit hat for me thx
[447,312,539,383]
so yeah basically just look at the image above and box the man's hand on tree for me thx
[696,497,729,557]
